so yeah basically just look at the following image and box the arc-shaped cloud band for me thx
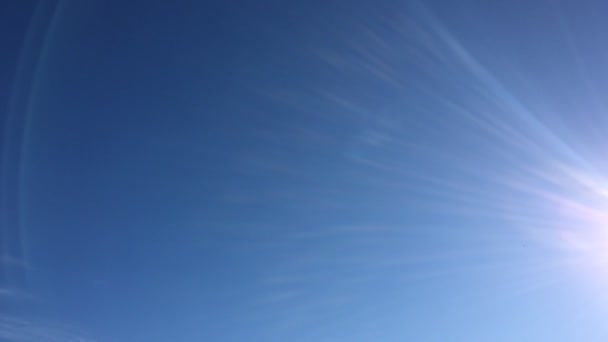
[1,0,61,294]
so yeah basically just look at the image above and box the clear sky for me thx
[3,0,608,341]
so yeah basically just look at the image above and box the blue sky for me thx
[3,0,608,341]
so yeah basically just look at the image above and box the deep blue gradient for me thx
[3,0,608,341]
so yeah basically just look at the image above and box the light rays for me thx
[276,1,608,307]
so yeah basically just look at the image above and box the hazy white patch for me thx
[0,315,97,342]
[0,287,33,300]
[358,129,392,147]
[0,255,28,266]
[257,290,304,305]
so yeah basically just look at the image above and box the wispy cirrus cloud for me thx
[0,315,97,342]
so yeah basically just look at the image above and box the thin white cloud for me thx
[0,315,97,342]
